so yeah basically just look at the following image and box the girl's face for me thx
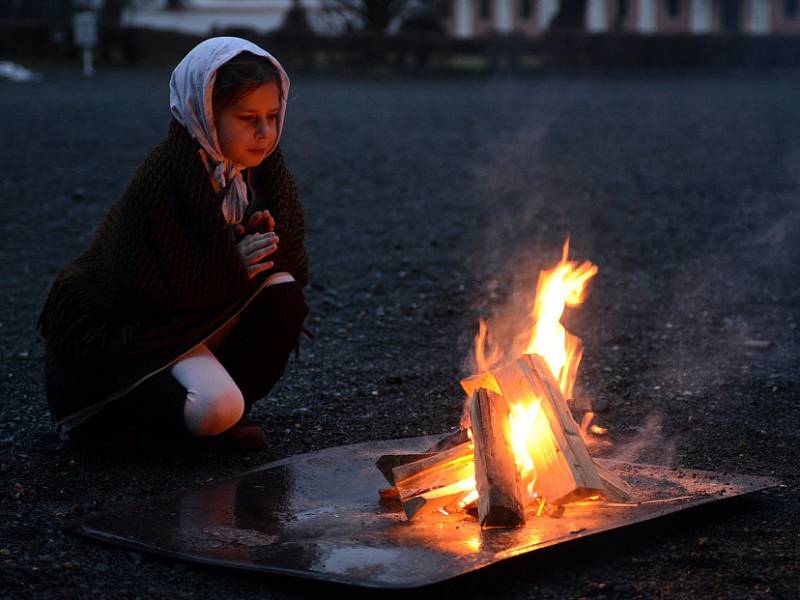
[216,82,281,168]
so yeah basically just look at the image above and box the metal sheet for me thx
[64,435,779,588]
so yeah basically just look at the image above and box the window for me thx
[521,0,534,19]
[480,0,491,20]
[666,0,680,19]
[786,0,799,19]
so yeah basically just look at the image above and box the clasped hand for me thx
[234,210,278,279]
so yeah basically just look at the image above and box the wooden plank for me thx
[460,371,502,398]
[394,446,475,503]
[426,428,470,452]
[460,372,502,431]
[392,441,473,486]
[593,460,634,502]
[377,443,476,520]
[489,357,575,504]
[520,354,606,503]
[375,453,437,485]
[488,355,604,505]
[401,480,475,521]
[471,388,526,527]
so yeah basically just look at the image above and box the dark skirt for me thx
[63,281,308,448]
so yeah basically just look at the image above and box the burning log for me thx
[400,479,475,520]
[490,354,606,504]
[521,354,608,502]
[374,241,634,524]
[460,371,501,398]
[375,453,437,486]
[427,428,471,452]
[378,350,630,521]
[379,441,476,520]
[391,441,473,488]
[593,460,633,502]
[471,388,526,527]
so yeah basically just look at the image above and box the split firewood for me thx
[471,388,526,527]
[593,460,633,502]
[374,430,471,487]
[391,441,473,489]
[523,354,607,503]
[489,355,605,505]
[460,373,495,432]
[375,439,475,520]
[375,453,437,485]
[426,428,471,452]
[387,441,476,520]
[460,371,502,398]
[401,479,475,520]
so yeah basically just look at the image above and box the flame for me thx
[507,401,545,498]
[511,239,596,503]
[469,239,599,507]
[535,496,546,516]
[404,242,608,522]
[523,239,597,397]
[471,239,597,399]
[473,319,502,374]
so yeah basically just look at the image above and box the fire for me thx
[381,240,624,525]
[473,319,501,374]
[523,239,597,398]
[381,240,627,524]
[472,239,598,505]
[470,239,597,400]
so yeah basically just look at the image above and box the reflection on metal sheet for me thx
[64,436,779,588]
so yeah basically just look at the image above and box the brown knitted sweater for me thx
[38,119,308,432]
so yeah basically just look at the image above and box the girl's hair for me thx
[212,51,283,115]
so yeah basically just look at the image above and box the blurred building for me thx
[120,0,343,35]
[445,0,558,36]
[443,0,800,36]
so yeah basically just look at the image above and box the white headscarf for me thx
[169,37,290,225]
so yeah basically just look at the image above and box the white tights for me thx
[169,343,244,437]
[170,274,296,437]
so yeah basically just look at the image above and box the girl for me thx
[38,37,309,452]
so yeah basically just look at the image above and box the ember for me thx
[378,240,631,525]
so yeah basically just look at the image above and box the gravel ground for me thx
[1,67,799,599]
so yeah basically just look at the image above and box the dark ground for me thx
[1,67,799,599]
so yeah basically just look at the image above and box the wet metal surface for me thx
[64,436,779,588]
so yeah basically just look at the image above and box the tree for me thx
[280,0,311,35]
[322,0,410,33]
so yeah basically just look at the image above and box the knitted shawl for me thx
[38,119,308,434]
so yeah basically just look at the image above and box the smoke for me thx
[608,414,676,467]
[458,80,602,384]
[460,279,539,377]
[455,79,800,475]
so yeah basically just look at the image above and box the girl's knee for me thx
[183,384,244,437]
[262,281,308,325]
